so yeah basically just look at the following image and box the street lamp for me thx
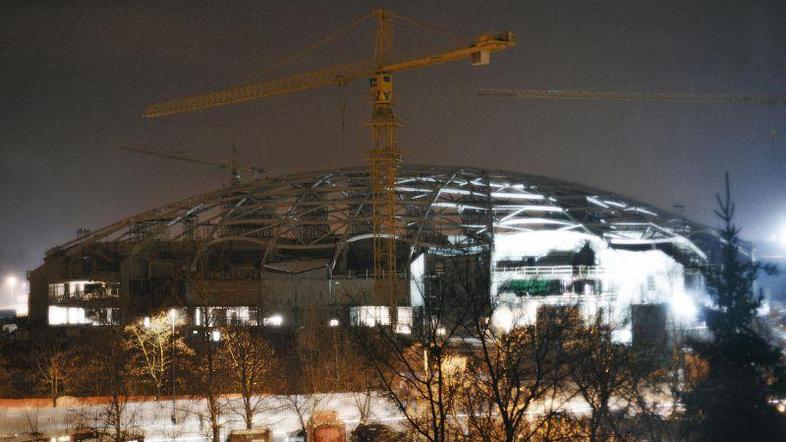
[168,308,178,436]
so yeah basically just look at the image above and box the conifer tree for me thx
[682,173,786,441]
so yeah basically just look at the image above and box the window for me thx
[350,306,390,327]
[48,306,118,326]
[396,307,413,334]
[646,275,656,291]
[48,283,66,302]
[49,280,119,302]
[194,306,258,327]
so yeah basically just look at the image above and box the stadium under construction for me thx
[28,165,721,340]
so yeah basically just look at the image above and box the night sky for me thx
[2,0,785,305]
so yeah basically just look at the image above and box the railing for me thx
[493,265,604,279]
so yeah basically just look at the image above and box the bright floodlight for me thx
[491,306,514,332]
[5,276,17,287]
[328,318,340,327]
[265,314,283,327]
[781,225,786,247]
[670,291,698,322]
[168,308,178,322]
[211,330,221,342]
[143,316,151,328]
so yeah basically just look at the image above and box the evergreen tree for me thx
[682,174,786,441]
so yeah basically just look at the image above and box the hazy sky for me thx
[2,0,785,289]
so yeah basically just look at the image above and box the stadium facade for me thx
[28,165,720,337]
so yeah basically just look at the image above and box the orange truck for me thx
[307,410,347,442]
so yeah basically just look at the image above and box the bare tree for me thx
[570,318,635,442]
[283,331,334,433]
[461,307,577,442]
[73,326,140,442]
[0,355,12,397]
[33,338,75,407]
[223,326,280,429]
[353,253,478,442]
[326,327,379,423]
[187,322,231,442]
[125,311,188,400]
[622,338,685,442]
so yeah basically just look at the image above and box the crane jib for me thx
[143,33,515,119]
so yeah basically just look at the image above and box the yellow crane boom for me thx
[478,88,783,104]
[144,33,515,119]
[119,145,264,185]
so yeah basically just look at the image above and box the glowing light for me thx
[48,306,91,325]
[328,318,340,327]
[670,291,698,322]
[780,224,786,248]
[410,254,425,307]
[168,308,178,324]
[5,276,17,287]
[491,306,514,332]
[264,314,284,326]
[143,316,151,328]
[211,330,221,342]
[612,328,632,344]
[758,301,771,317]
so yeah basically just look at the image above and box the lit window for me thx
[48,306,116,326]
[396,307,413,334]
[263,314,284,326]
[350,306,390,327]
[197,306,258,327]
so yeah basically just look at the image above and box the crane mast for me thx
[368,10,400,309]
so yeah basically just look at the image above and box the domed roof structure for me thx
[33,165,721,328]
[53,165,713,264]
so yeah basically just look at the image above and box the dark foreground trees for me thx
[3,175,783,442]
[73,326,139,442]
[681,174,786,441]
[223,326,280,430]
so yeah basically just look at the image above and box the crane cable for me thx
[388,11,475,38]
[243,12,375,85]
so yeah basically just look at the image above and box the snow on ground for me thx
[0,393,400,441]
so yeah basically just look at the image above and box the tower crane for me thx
[142,9,516,310]
[478,88,783,105]
[119,144,264,186]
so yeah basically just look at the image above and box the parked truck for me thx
[307,410,347,442]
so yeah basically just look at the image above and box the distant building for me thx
[28,166,722,339]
